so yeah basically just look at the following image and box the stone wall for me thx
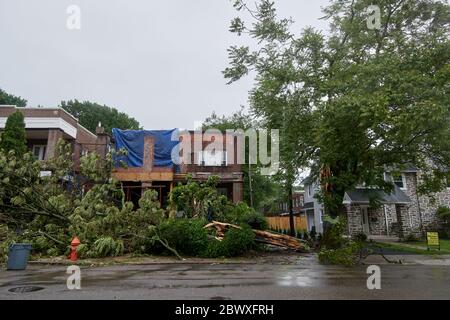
[405,172,450,233]
[368,207,386,236]
[345,204,363,236]
[402,173,424,236]
[417,172,450,232]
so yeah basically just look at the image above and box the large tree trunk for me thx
[204,221,309,252]
[287,183,295,237]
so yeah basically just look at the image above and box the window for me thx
[308,184,313,197]
[32,145,46,160]
[392,174,406,190]
[198,150,227,166]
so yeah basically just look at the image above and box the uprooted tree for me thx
[0,140,180,261]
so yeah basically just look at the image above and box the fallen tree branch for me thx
[128,231,184,261]
[359,245,402,264]
[204,221,309,252]
[36,230,66,245]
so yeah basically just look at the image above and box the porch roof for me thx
[342,185,411,205]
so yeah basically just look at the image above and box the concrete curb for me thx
[27,257,269,267]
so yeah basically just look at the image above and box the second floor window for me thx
[308,184,313,197]
[392,174,406,190]
[198,150,227,166]
[32,145,46,161]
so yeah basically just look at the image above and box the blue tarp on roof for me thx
[112,128,179,167]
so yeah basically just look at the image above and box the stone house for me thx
[304,167,450,238]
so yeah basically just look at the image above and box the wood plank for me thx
[112,171,174,181]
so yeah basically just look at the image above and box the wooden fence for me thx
[266,215,308,232]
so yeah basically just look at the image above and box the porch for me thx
[342,186,420,238]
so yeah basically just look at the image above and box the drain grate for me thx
[8,286,45,293]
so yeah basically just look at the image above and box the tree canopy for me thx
[60,99,141,134]
[0,111,27,156]
[225,0,450,214]
[0,88,27,107]
[203,108,284,213]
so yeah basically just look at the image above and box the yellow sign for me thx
[427,232,440,250]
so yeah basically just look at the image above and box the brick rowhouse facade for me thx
[112,130,244,207]
[0,105,108,170]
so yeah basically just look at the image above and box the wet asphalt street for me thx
[0,254,449,300]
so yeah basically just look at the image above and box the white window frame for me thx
[197,150,227,167]
[391,173,407,190]
[32,145,47,161]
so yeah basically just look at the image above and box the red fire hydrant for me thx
[69,236,80,261]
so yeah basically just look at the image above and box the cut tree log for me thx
[204,221,309,252]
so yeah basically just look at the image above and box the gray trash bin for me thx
[7,243,32,270]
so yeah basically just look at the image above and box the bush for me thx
[438,230,449,239]
[203,226,255,258]
[317,216,364,266]
[353,232,368,243]
[157,218,209,256]
[403,233,420,242]
[437,206,450,222]
[224,202,268,230]
[309,226,317,240]
[318,241,362,267]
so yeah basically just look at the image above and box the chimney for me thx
[143,136,155,171]
[94,122,110,157]
[95,122,105,135]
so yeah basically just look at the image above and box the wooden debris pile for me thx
[204,221,309,252]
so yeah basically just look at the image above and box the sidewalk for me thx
[362,252,450,266]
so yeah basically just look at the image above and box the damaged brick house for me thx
[304,166,450,238]
[0,105,109,169]
[111,128,244,208]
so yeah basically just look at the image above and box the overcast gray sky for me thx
[0,0,329,129]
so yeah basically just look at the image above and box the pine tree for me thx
[0,111,27,156]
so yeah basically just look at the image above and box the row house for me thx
[0,105,108,169]
[111,128,244,208]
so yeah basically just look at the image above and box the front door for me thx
[361,207,370,234]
